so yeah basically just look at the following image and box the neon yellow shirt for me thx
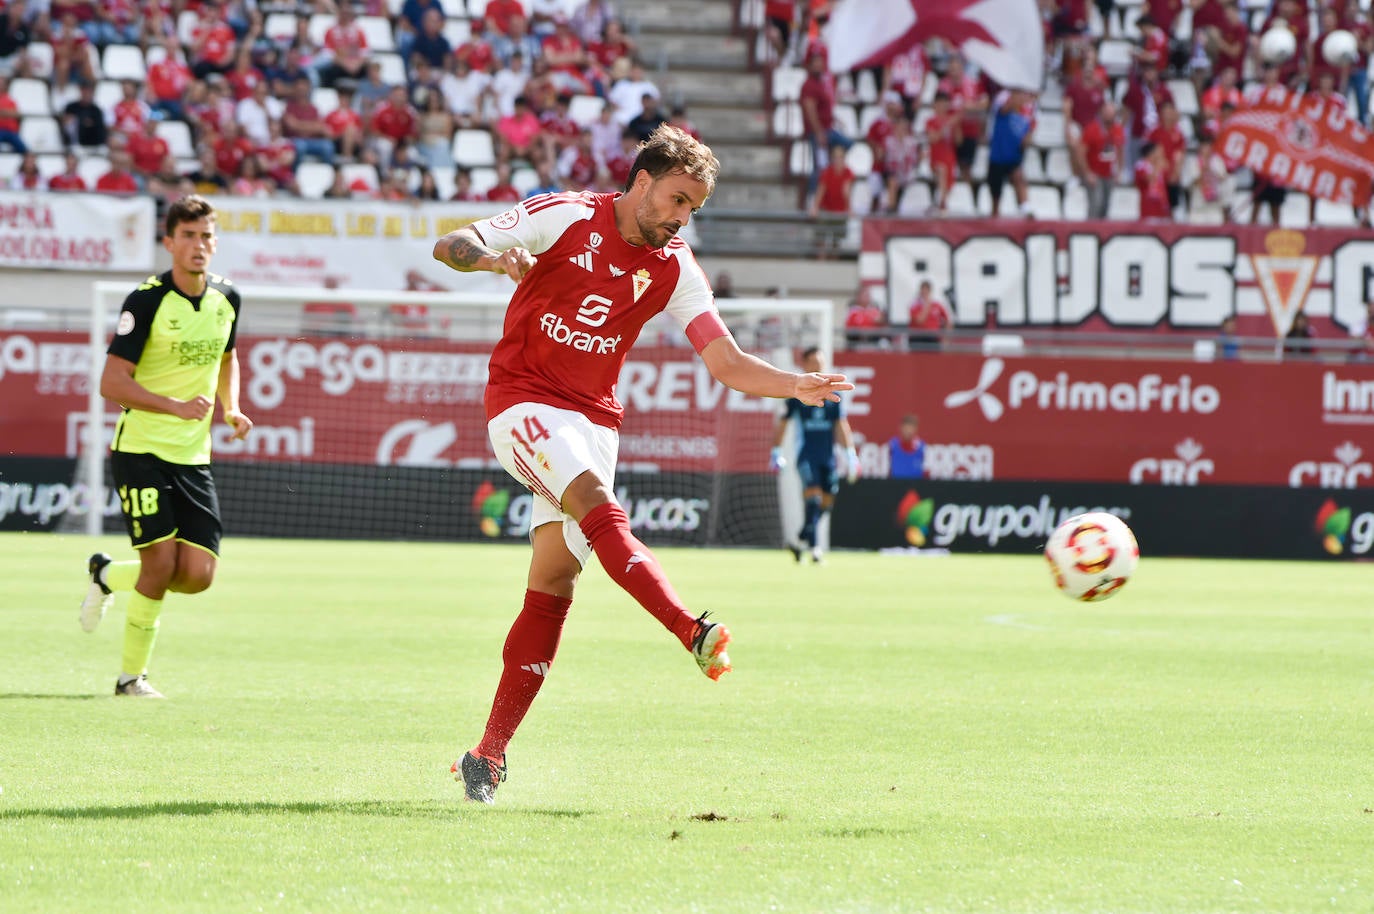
[108,272,240,465]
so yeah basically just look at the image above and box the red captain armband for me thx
[685,311,731,353]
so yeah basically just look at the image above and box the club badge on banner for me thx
[209,197,511,293]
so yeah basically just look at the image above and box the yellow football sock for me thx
[105,561,139,592]
[121,591,163,677]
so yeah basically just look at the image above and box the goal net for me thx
[84,283,834,550]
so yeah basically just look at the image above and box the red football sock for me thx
[474,589,571,761]
[579,502,697,649]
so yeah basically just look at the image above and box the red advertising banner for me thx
[4,332,1373,490]
[861,218,1374,339]
[1217,84,1374,205]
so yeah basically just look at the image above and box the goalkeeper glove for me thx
[769,447,786,472]
[845,447,859,484]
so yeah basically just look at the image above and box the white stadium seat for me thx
[19,116,64,154]
[296,161,336,199]
[9,77,51,116]
[451,128,495,167]
[102,44,147,82]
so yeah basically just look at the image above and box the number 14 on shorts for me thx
[510,415,551,456]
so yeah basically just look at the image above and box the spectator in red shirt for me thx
[450,165,482,201]
[212,119,256,179]
[484,159,522,202]
[587,17,635,72]
[1310,7,1351,98]
[843,284,887,350]
[258,118,300,192]
[319,3,369,89]
[1134,14,1171,74]
[127,118,171,178]
[799,50,851,202]
[1148,100,1186,215]
[325,80,365,161]
[1205,3,1250,88]
[937,55,988,190]
[483,0,528,41]
[1340,0,1372,126]
[922,93,960,213]
[542,16,593,95]
[369,84,420,166]
[1062,47,1106,182]
[51,12,97,91]
[47,151,87,190]
[189,1,238,78]
[225,46,267,102]
[148,36,194,122]
[1121,59,1173,163]
[603,128,637,187]
[907,280,951,350]
[555,127,598,189]
[1080,99,1125,219]
[666,104,701,141]
[1200,67,1241,138]
[809,141,853,218]
[1135,141,1172,220]
[283,78,336,164]
[95,150,141,193]
[1144,0,1182,38]
[111,79,151,136]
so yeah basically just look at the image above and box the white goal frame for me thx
[86,281,834,538]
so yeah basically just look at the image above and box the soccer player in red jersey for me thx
[433,124,854,803]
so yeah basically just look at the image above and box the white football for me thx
[1322,29,1359,66]
[1044,512,1139,602]
[1259,26,1298,64]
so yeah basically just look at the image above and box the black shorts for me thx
[956,136,979,168]
[986,159,1021,200]
[1255,183,1287,206]
[110,451,223,555]
[797,455,840,495]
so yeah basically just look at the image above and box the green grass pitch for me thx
[1,531,1371,913]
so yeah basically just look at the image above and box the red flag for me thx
[1216,84,1374,205]
[823,0,1043,91]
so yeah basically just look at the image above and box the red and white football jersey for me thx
[472,191,729,429]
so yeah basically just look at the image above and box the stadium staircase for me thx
[617,0,858,306]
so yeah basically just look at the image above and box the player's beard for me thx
[634,197,679,249]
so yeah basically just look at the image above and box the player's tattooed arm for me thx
[433,227,538,282]
[433,227,494,271]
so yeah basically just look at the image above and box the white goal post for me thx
[86,281,835,541]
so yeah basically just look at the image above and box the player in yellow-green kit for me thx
[78,194,253,698]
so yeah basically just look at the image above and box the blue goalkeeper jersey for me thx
[783,397,844,466]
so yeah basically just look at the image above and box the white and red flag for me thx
[823,0,1044,91]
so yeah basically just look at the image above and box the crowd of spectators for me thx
[0,0,701,202]
[768,0,1374,226]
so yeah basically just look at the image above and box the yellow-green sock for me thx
[121,591,163,677]
[104,561,139,592]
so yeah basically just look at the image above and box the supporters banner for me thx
[4,331,1373,490]
[861,218,1374,338]
[1217,84,1374,205]
[825,0,1043,91]
[0,191,155,271]
[208,197,509,293]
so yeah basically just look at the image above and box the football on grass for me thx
[1044,512,1139,602]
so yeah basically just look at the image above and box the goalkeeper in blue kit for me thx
[770,347,858,563]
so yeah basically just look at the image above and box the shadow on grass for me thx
[0,800,592,821]
[0,693,102,701]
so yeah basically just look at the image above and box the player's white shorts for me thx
[488,402,618,566]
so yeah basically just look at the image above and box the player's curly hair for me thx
[165,194,217,238]
[626,124,720,196]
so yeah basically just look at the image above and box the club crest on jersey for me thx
[632,269,652,302]
[588,232,603,249]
